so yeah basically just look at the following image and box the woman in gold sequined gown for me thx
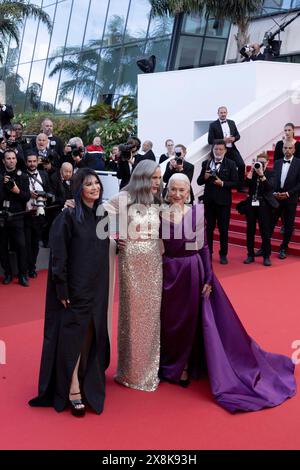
[104,160,163,391]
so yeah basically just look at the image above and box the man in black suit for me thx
[243,152,278,267]
[163,144,194,203]
[0,149,30,286]
[272,142,300,259]
[35,118,64,160]
[197,140,238,264]
[132,139,156,169]
[24,152,52,278]
[208,106,245,190]
[0,103,14,128]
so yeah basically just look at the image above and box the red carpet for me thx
[0,245,299,450]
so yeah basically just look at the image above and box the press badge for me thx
[251,200,260,207]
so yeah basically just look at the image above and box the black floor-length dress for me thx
[29,204,110,414]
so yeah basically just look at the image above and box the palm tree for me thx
[0,0,52,64]
[150,0,264,53]
[84,95,137,125]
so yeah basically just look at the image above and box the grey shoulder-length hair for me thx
[123,160,163,205]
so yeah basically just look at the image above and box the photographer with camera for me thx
[116,138,141,189]
[163,144,194,202]
[24,152,53,278]
[0,149,30,286]
[32,133,61,175]
[197,140,238,264]
[241,43,265,62]
[242,152,278,267]
[50,162,73,211]
[0,127,26,172]
[63,137,86,173]
[0,102,14,128]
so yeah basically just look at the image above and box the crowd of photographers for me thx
[1,102,300,287]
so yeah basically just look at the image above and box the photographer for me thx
[197,140,238,264]
[0,127,26,172]
[106,145,119,172]
[0,150,30,286]
[242,152,278,267]
[116,140,138,189]
[24,152,52,278]
[63,137,86,173]
[0,102,14,128]
[13,123,33,155]
[50,162,73,212]
[32,133,61,175]
[241,43,265,62]
[163,144,194,202]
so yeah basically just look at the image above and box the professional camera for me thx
[32,191,55,216]
[174,147,184,165]
[118,143,135,161]
[3,129,18,149]
[240,44,254,58]
[69,144,85,158]
[3,175,15,191]
[207,169,218,181]
[254,161,263,170]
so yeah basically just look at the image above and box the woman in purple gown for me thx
[159,173,296,413]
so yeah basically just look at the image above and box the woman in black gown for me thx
[274,122,300,161]
[29,169,110,416]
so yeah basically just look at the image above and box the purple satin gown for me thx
[159,204,296,413]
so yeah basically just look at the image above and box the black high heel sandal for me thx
[69,392,86,417]
[179,368,190,388]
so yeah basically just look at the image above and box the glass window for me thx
[25,59,47,111]
[174,36,203,69]
[181,12,206,35]
[33,4,56,61]
[205,18,231,38]
[40,56,63,111]
[66,0,91,48]
[124,0,151,42]
[96,47,122,96]
[103,0,130,46]
[145,37,172,72]
[115,43,145,95]
[48,0,72,57]
[84,0,109,47]
[200,38,227,66]
[18,18,40,64]
[148,14,174,38]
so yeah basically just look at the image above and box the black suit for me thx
[132,150,156,169]
[244,169,277,258]
[208,119,245,186]
[0,169,30,276]
[163,159,195,203]
[0,105,14,128]
[272,157,300,251]
[24,170,51,273]
[197,157,238,256]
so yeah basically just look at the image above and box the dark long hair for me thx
[72,168,103,222]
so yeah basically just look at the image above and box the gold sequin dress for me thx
[104,193,163,392]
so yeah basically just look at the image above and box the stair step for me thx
[215,231,300,256]
[229,218,300,243]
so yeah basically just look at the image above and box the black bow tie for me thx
[283,160,291,164]
[221,120,227,124]
[29,172,38,177]
[215,161,222,165]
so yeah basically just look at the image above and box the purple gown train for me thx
[159,204,296,413]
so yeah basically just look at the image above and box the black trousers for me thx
[272,201,297,250]
[24,216,44,272]
[245,203,273,257]
[0,220,27,276]
[205,203,231,256]
[226,147,245,187]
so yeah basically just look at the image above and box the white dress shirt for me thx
[280,156,293,189]
[220,120,232,148]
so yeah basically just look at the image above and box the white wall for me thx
[226,11,300,62]
[138,61,300,156]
